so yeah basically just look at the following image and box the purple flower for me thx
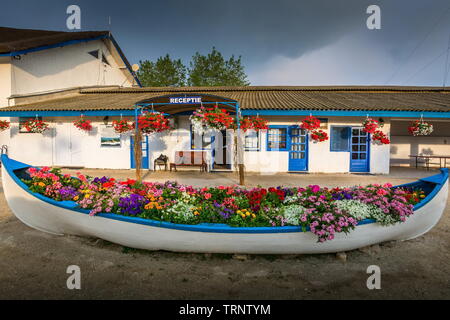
[118,194,148,216]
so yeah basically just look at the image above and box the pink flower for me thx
[204,193,212,200]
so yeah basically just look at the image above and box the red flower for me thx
[300,116,321,131]
[362,118,380,134]
[310,129,328,142]
[73,118,93,132]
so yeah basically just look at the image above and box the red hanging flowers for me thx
[372,130,390,145]
[112,119,134,134]
[137,112,171,134]
[407,120,433,136]
[0,120,10,132]
[300,115,321,131]
[23,118,49,133]
[239,116,268,132]
[362,118,380,134]
[190,106,235,132]
[73,117,93,132]
[310,129,329,142]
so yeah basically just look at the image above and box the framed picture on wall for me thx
[100,125,121,147]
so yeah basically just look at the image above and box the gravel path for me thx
[0,167,449,299]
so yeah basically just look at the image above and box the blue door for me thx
[130,135,149,169]
[288,126,308,171]
[350,127,369,172]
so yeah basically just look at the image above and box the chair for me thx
[154,154,168,171]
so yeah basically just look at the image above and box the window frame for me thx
[266,125,289,151]
[244,130,260,151]
[330,125,351,152]
[190,125,212,150]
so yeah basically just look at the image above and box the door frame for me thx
[288,125,309,172]
[349,127,370,173]
[130,135,149,169]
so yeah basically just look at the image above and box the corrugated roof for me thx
[0,27,108,54]
[1,86,450,113]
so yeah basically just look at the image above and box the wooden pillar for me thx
[134,129,143,182]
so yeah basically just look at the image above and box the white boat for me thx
[1,154,448,254]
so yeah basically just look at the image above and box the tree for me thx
[137,54,187,87]
[188,47,250,86]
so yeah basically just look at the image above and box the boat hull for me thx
[1,156,448,254]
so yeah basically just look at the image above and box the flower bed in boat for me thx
[21,167,425,242]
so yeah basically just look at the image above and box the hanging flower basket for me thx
[362,118,380,134]
[239,116,269,132]
[190,106,235,133]
[137,112,171,134]
[372,130,390,145]
[73,117,93,132]
[112,119,134,134]
[0,120,10,132]
[23,119,49,134]
[310,129,329,142]
[300,115,321,131]
[408,120,433,136]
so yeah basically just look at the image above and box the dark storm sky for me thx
[1,0,450,86]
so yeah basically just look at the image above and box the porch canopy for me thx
[134,93,239,115]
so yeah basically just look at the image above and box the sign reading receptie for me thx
[169,96,202,104]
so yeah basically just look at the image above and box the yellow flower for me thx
[240,214,246,218]
[420,194,425,198]
[245,211,251,216]
[194,211,200,216]
[73,196,79,201]
[251,214,256,219]
[38,182,45,187]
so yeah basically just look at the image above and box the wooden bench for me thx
[170,151,208,172]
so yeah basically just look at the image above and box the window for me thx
[267,127,288,151]
[245,130,259,151]
[88,50,99,59]
[330,126,350,151]
[190,126,212,150]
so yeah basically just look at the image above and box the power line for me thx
[402,49,447,85]
[385,5,450,84]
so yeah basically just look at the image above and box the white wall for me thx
[4,115,391,174]
[10,39,132,96]
[243,116,391,174]
[0,57,12,107]
[391,136,450,167]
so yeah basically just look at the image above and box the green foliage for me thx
[137,54,187,87]
[136,48,250,87]
[188,47,250,86]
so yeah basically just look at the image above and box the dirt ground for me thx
[0,167,449,299]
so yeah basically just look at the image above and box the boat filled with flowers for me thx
[1,154,448,254]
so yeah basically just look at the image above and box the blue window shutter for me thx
[330,126,350,151]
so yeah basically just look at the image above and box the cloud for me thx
[248,33,398,85]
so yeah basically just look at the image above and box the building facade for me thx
[1,87,449,174]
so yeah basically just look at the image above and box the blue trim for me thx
[349,127,370,173]
[1,154,448,234]
[242,109,450,118]
[266,125,289,151]
[0,35,108,57]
